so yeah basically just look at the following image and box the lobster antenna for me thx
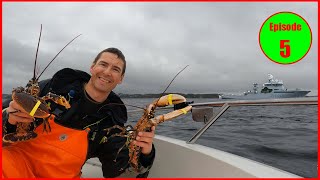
[36,34,82,80]
[109,103,144,110]
[98,103,145,111]
[154,65,189,109]
[33,24,42,80]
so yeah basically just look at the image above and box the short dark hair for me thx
[93,47,126,75]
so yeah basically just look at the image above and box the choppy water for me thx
[123,98,318,178]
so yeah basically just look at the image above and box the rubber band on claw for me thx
[180,109,187,114]
[168,94,173,105]
[29,100,41,116]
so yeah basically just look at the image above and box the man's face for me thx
[89,52,124,94]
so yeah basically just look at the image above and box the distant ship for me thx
[220,74,310,100]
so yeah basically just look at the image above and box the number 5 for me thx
[280,40,290,58]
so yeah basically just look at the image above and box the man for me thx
[2,48,155,178]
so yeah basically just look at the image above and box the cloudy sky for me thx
[2,2,318,95]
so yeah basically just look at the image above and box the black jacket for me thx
[2,68,155,178]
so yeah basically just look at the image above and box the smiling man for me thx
[2,48,156,178]
[86,50,125,101]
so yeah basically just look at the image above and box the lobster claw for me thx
[149,94,192,125]
[153,94,187,107]
[42,92,71,109]
[150,105,192,125]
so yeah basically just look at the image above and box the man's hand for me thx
[6,101,33,125]
[134,126,155,155]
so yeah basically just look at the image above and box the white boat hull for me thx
[221,90,310,100]
[81,135,300,178]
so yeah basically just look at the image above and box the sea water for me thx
[123,98,318,178]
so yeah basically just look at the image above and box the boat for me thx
[220,74,310,99]
[82,135,300,178]
[81,97,317,178]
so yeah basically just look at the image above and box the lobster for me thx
[101,66,192,173]
[3,25,81,143]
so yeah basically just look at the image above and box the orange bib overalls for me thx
[2,119,90,178]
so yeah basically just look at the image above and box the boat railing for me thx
[187,97,318,144]
[126,97,318,144]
